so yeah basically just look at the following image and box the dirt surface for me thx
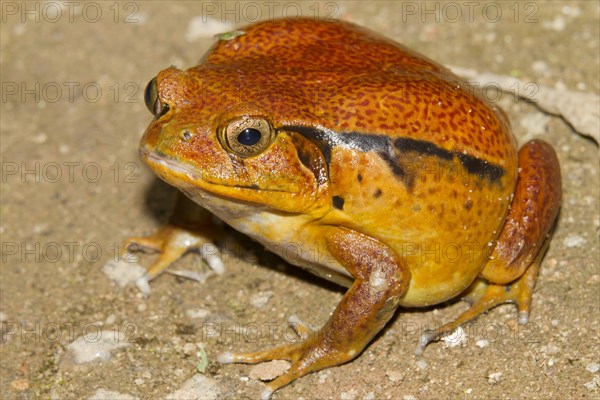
[1,1,599,399]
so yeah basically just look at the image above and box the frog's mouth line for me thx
[142,150,294,195]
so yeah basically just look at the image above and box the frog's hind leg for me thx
[218,227,410,399]
[417,139,561,353]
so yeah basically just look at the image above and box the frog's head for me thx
[140,67,329,215]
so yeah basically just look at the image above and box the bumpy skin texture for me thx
[131,18,561,397]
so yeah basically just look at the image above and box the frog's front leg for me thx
[122,192,225,287]
[417,139,561,352]
[219,227,410,399]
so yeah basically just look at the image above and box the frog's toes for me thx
[415,329,439,355]
[135,274,152,296]
[122,223,224,283]
[261,388,274,400]
[218,317,313,366]
[167,268,214,283]
[216,351,235,364]
[518,310,529,324]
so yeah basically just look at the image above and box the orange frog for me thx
[125,18,561,398]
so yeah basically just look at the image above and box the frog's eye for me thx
[144,77,169,118]
[219,117,276,158]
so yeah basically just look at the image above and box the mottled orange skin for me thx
[130,18,561,398]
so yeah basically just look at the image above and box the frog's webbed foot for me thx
[416,259,541,354]
[417,140,561,355]
[219,228,410,399]
[122,193,224,294]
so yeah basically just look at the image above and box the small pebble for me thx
[249,291,274,309]
[587,275,600,285]
[416,359,428,370]
[186,308,210,319]
[10,379,29,391]
[102,260,146,288]
[562,5,581,16]
[363,392,376,400]
[87,389,137,400]
[584,376,600,390]
[488,372,502,384]
[166,374,222,400]
[0,311,7,322]
[544,15,566,31]
[318,369,331,383]
[33,132,47,144]
[65,330,131,364]
[563,235,587,248]
[183,343,197,356]
[249,360,290,381]
[386,369,404,382]
[105,314,116,325]
[563,235,586,248]
[402,395,417,400]
[476,339,489,348]
[541,343,560,354]
[532,60,549,75]
[58,144,70,155]
[340,389,358,400]
[587,363,600,373]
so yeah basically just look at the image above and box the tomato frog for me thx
[124,18,561,398]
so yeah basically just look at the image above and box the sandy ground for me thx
[1,1,599,399]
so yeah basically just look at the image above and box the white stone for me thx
[87,389,137,400]
[166,374,221,400]
[66,330,131,364]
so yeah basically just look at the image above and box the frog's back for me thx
[202,18,516,168]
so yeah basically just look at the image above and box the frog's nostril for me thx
[181,130,193,142]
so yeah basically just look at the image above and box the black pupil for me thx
[237,128,262,146]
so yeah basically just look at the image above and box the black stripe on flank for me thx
[394,138,453,161]
[394,137,504,183]
[280,125,504,185]
[457,153,505,182]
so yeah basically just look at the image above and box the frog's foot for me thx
[218,329,367,400]
[220,227,410,399]
[124,223,223,276]
[121,193,225,294]
[416,247,543,354]
[122,222,224,295]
